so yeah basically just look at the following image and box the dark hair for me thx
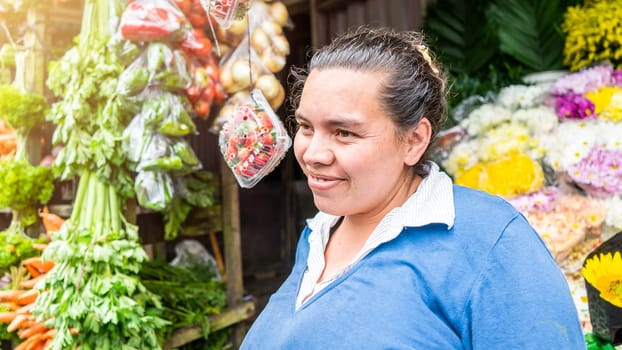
[288,25,448,176]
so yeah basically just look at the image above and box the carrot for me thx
[15,303,33,315]
[19,275,44,290]
[14,332,44,350]
[24,264,41,278]
[0,302,20,311]
[22,257,55,275]
[41,328,55,340]
[0,290,24,303]
[18,322,47,339]
[7,313,30,332]
[0,311,17,323]
[31,243,48,252]
[38,207,64,237]
[15,289,39,306]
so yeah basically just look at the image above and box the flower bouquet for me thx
[583,231,622,345]
[561,0,622,72]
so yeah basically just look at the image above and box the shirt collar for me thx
[306,161,455,232]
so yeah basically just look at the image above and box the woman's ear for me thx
[403,117,432,166]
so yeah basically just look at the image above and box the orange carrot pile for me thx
[0,120,16,158]
[0,216,63,349]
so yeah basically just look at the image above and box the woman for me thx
[241,26,585,349]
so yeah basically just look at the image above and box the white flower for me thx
[497,84,549,110]
[599,121,622,151]
[460,104,513,136]
[542,121,598,171]
[512,106,559,134]
[442,140,479,175]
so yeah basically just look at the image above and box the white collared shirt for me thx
[295,162,456,309]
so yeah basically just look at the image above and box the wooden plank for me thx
[163,300,255,349]
[220,158,247,346]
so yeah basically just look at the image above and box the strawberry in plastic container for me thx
[219,89,291,188]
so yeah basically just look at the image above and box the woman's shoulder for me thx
[452,184,519,219]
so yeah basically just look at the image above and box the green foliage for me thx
[487,0,567,72]
[424,0,497,75]
[0,231,42,274]
[0,158,54,227]
[0,84,47,134]
[32,171,170,350]
[139,259,227,343]
[424,0,579,119]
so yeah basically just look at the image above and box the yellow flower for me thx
[562,2,622,71]
[455,153,544,197]
[585,86,619,115]
[582,251,622,307]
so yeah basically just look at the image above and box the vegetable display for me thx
[1,0,294,348]
[33,170,169,350]
[0,37,55,287]
[118,0,222,240]
[31,1,169,349]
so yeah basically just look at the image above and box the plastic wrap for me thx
[219,89,291,188]
[119,0,190,42]
[135,170,175,211]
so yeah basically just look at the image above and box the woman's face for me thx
[294,68,426,219]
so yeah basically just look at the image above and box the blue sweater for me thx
[241,186,586,349]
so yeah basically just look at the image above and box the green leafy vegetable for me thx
[33,170,169,350]
[0,158,54,227]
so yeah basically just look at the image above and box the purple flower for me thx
[613,69,622,86]
[568,146,622,196]
[507,187,559,213]
[551,65,615,95]
[554,93,596,120]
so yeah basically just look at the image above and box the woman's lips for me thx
[307,173,344,191]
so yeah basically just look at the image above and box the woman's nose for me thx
[302,134,334,165]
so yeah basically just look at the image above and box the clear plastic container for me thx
[201,0,250,29]
[219,89,291,188]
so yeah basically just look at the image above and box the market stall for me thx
[0,0,292,348]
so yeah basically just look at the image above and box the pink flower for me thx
[554,93,596,120]
[551,65,616,95]
[568,146,622,196]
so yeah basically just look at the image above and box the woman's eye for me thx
[336,129,354,137]
[296,122,312,133]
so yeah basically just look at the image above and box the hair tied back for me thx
[414,44,440,76]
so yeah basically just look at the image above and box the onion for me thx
[262,20,283,36]
[269,83,286,110]
[228,17,248,36]
[269,2,289,27]
[251,28,271,52]
[261,53,286,73]
[255,74,281,100]
[220,66,235,91]
[231,59,253,87]
[271,34,290,56]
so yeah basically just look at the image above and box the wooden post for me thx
[220,158,250,347]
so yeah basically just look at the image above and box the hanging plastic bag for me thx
[185,56,227,119]
[119,0,190,42]
[247,0,289,73]
[135,170,175,211]
[170,239,222,280]
[118,43,192,95]
[137,133,201,173]
[123,112,148,166]
[139,90,197,136]
[219,89,291,188]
